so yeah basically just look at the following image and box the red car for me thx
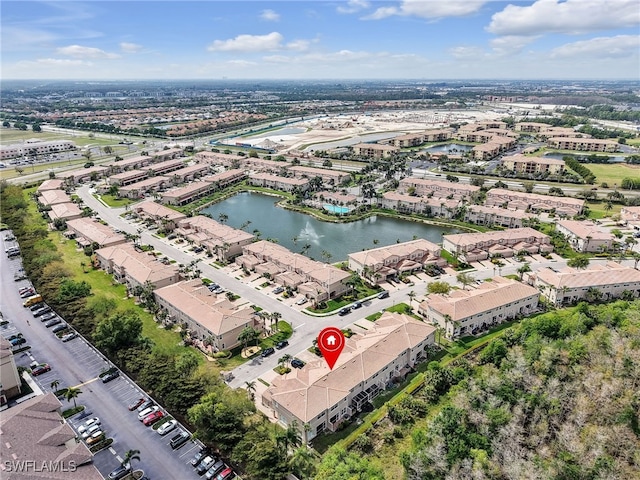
[32,363,51,376]
[215,467,235,480]
[143,410,164,426]
[128,398,146,411]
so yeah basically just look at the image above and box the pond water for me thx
[542,152,626,163]
[201,192,458,261]
[424,143,474,154]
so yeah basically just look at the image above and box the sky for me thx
[2,0,639,80]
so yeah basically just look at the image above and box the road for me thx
[0,234,205,480]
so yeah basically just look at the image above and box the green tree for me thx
[289,446,317,479]
[427,281,451,295]
[517,262,532,281]
[122,449,140,474]
[567,255,590,270]
[93,311,144,354]
[237,326,261,350]
[50,379,60,393]
[456,272,475,290]
[64,386,82,408]
[57,279,91,303]
[315,447,384,480]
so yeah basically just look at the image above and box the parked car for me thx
[196,456,216,476]
[51,323,68,333]
[338,307,351,316]
[138,406,159,421]
[14,271,27,281]
[78,417,100,434]
[156,419,178,435]
[291,358,305,369]
[39,311,57,322]
[137,401,155,413]
[108,465,130,480]
[45,317,62,328]
[352,301,363,309]
[215,467,235,480]
[204,461,227,480]
[143,410,164,426]
[31,363,51,376]
[377,291,390,299]
[275,340,289,349]
[86,432,105,446]
[128,398,147,411]
[61,332,78,342]
[10,337,26,347]
[100,370,120,383]
[261,347,275,358]
[32,306,52,317]
[81,424,102,439]
[19,288,35,298]
[190,448,211,468]
[295,297,308,305]
[18,286,34,295]
[272,286,284,294]
[169,430,190,449]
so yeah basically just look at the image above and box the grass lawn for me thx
[97,194,134,208]
[366,303,413,321]
[586,200,623,219]
[586,162,640,186]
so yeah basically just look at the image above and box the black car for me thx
[291,358,305,369]
[190,448,211,467]
[32,306,52,317]
[51,323,68,333]
[275,340,289,349]
[108,465,129,480]
[352,301,363,309]
[338,307,351,316]
[377,291,390,299]
[204,460,226,480]
[39,312,57,322]
[261,347,275,358]
[10,337,27,347]
[170,430,190,449]
[45,317,62,328]
[100,370,120,383]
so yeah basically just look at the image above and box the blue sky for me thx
[2,0,639,80]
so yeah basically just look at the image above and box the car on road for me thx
[61,332,78,342]
[190,448,211,467]
[45,317,62,328]
[272,286,284,294]
[156,419,178,435]
[204,460,227,480]
[196,456,216,476]
[81,424,102,439]
[169,430,191,449]
[338,307,351,316]
[352,301,363,309]
[261,347,275,358]
[108,465,130,480]
[78,417,100,434]
[51,323,68,333]
[377,291,390,299]
[291,358,305,369]
[275,340,289,349]
[100,369,120,383]
[32,363,52,376]
[128,398,147,411]
[143,410,165,426]
[138,406,159,421]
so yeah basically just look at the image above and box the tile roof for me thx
[534,262,640,289]
[557,220,614,241]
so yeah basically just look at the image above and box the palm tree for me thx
[64,386,82,409]
[517,263,532,281]
[50,379,60,394]
[245,381,256,401]
[122,449,141,474]
[218,213,228,224]
[456,272,475,290]
[407,290,417,306]
[290,446,317,479]
[270,311,282,332]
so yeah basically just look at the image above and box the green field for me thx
[585,162,640,186]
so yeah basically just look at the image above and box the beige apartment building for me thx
[442,227,553,262]
[419,277,539,339]
[0,337,22,403]
[66,217,127,248]
[37,178,66,192]
[107,155,153,172]
[48,202,84,223]
[38,189,73,206]
[109,169,148,187]
[288,166,350,185]
[529,262,640,306]
[352,143,400,160]
[485,188,585,217]
[262,312,435,442]
[249,173,310,192]
[95,243,182,291]
[464,204,531,229]
[139,157,186,176]
[154,279,260,351]
[164,163,211,184]
[391,128,453,147]
[175,216,255,261]
[621,206,640,226]
[472,136,517,160]
[348,239,445,283]
[58,165,109,186]
[381,191,460,218]
[501,154,565,175]
[118,176,170,198]
[556,220,615,253]
[547,137,619,152]
[131,200,187,229]
[398,177,479,199]
[237,241,350,301]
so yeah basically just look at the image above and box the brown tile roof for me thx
[534,262,640,289]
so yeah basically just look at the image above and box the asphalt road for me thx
[0,234,205,480]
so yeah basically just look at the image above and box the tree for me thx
[50,379,60,393]
[64,386,82,408]
[290,446,317,479]
[517,262,532,281]
[218,213,228,224]
[456,272,475,290]
[122,449,140,474]
[245,380,256,401]
[567,255,590,270]
[93,311,144,355]
[427,281,451,295]
[238,326,261,350]
[315,447,384,480]
[407,290,417,306]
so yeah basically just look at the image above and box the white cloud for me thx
[260,9,280,22]
[286,39,311,52]
[550,35,640,59]
[56,45,119,59]
[120,42,143,53]
[337,0,370,14]
[30,58,90,66]
[367,0,486,20]
[448,46,486,59]
[488,0,640,36]
[207,32,283,52]
[490,35,539,56]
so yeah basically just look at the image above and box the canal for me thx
[201,192,459,261]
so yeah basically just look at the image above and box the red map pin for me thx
[317,327,345,370]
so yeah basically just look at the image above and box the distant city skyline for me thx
[2,0,639,81]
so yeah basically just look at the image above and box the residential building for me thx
[556,220,615,253]
[154,279,260,351]
[36,179,65,193]
[419,277,539,338]
[118,176,170,198]
[547,137,619,152]
[0,393,103,480]
[249,173,309,192]
[175,216,255,261]
[95,243,181,291]
[200,168,246,189]
[262,312,435,442]
[65,218,127,248]
[58,166,109,186]
[288,166,349,185]
[442,227,553,262]
[485,188,585,217]
[161,181,213,205]
[381,191,459,218]
[152,147,183,161]
[236,241,350,301]
[514,122,552,133]
[109,169,148,187]
[107,155,153,172]
[398,177,479,199]
[0,140,76,160]
[131,201,187,229]
[621,206,640,226]
[391,128,453,147]
[352,143,400,160]
[38,189,72,206]
[0,337,21,403]
[472,136,517,160]
[529,262,640,306]
[464,204,531,229]
[139,157,187,176]
[314,191,357,206]
[164,164,211,184]
[48,202,83,223]
[501,154,565,175]
[348,239,445,283]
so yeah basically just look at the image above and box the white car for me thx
[156,419,178,436]
[296,297,308,305]
[81,424,102,439]
[138,406,159,421]
[77,417,100,434]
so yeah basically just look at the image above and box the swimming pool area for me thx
[323,204,351,214]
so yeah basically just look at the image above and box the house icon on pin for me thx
[326,335,337,346]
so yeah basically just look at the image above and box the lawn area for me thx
[96,194,134,208]
[365,302,413,321]
[586,162,640,186]
[586,200,623,219]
